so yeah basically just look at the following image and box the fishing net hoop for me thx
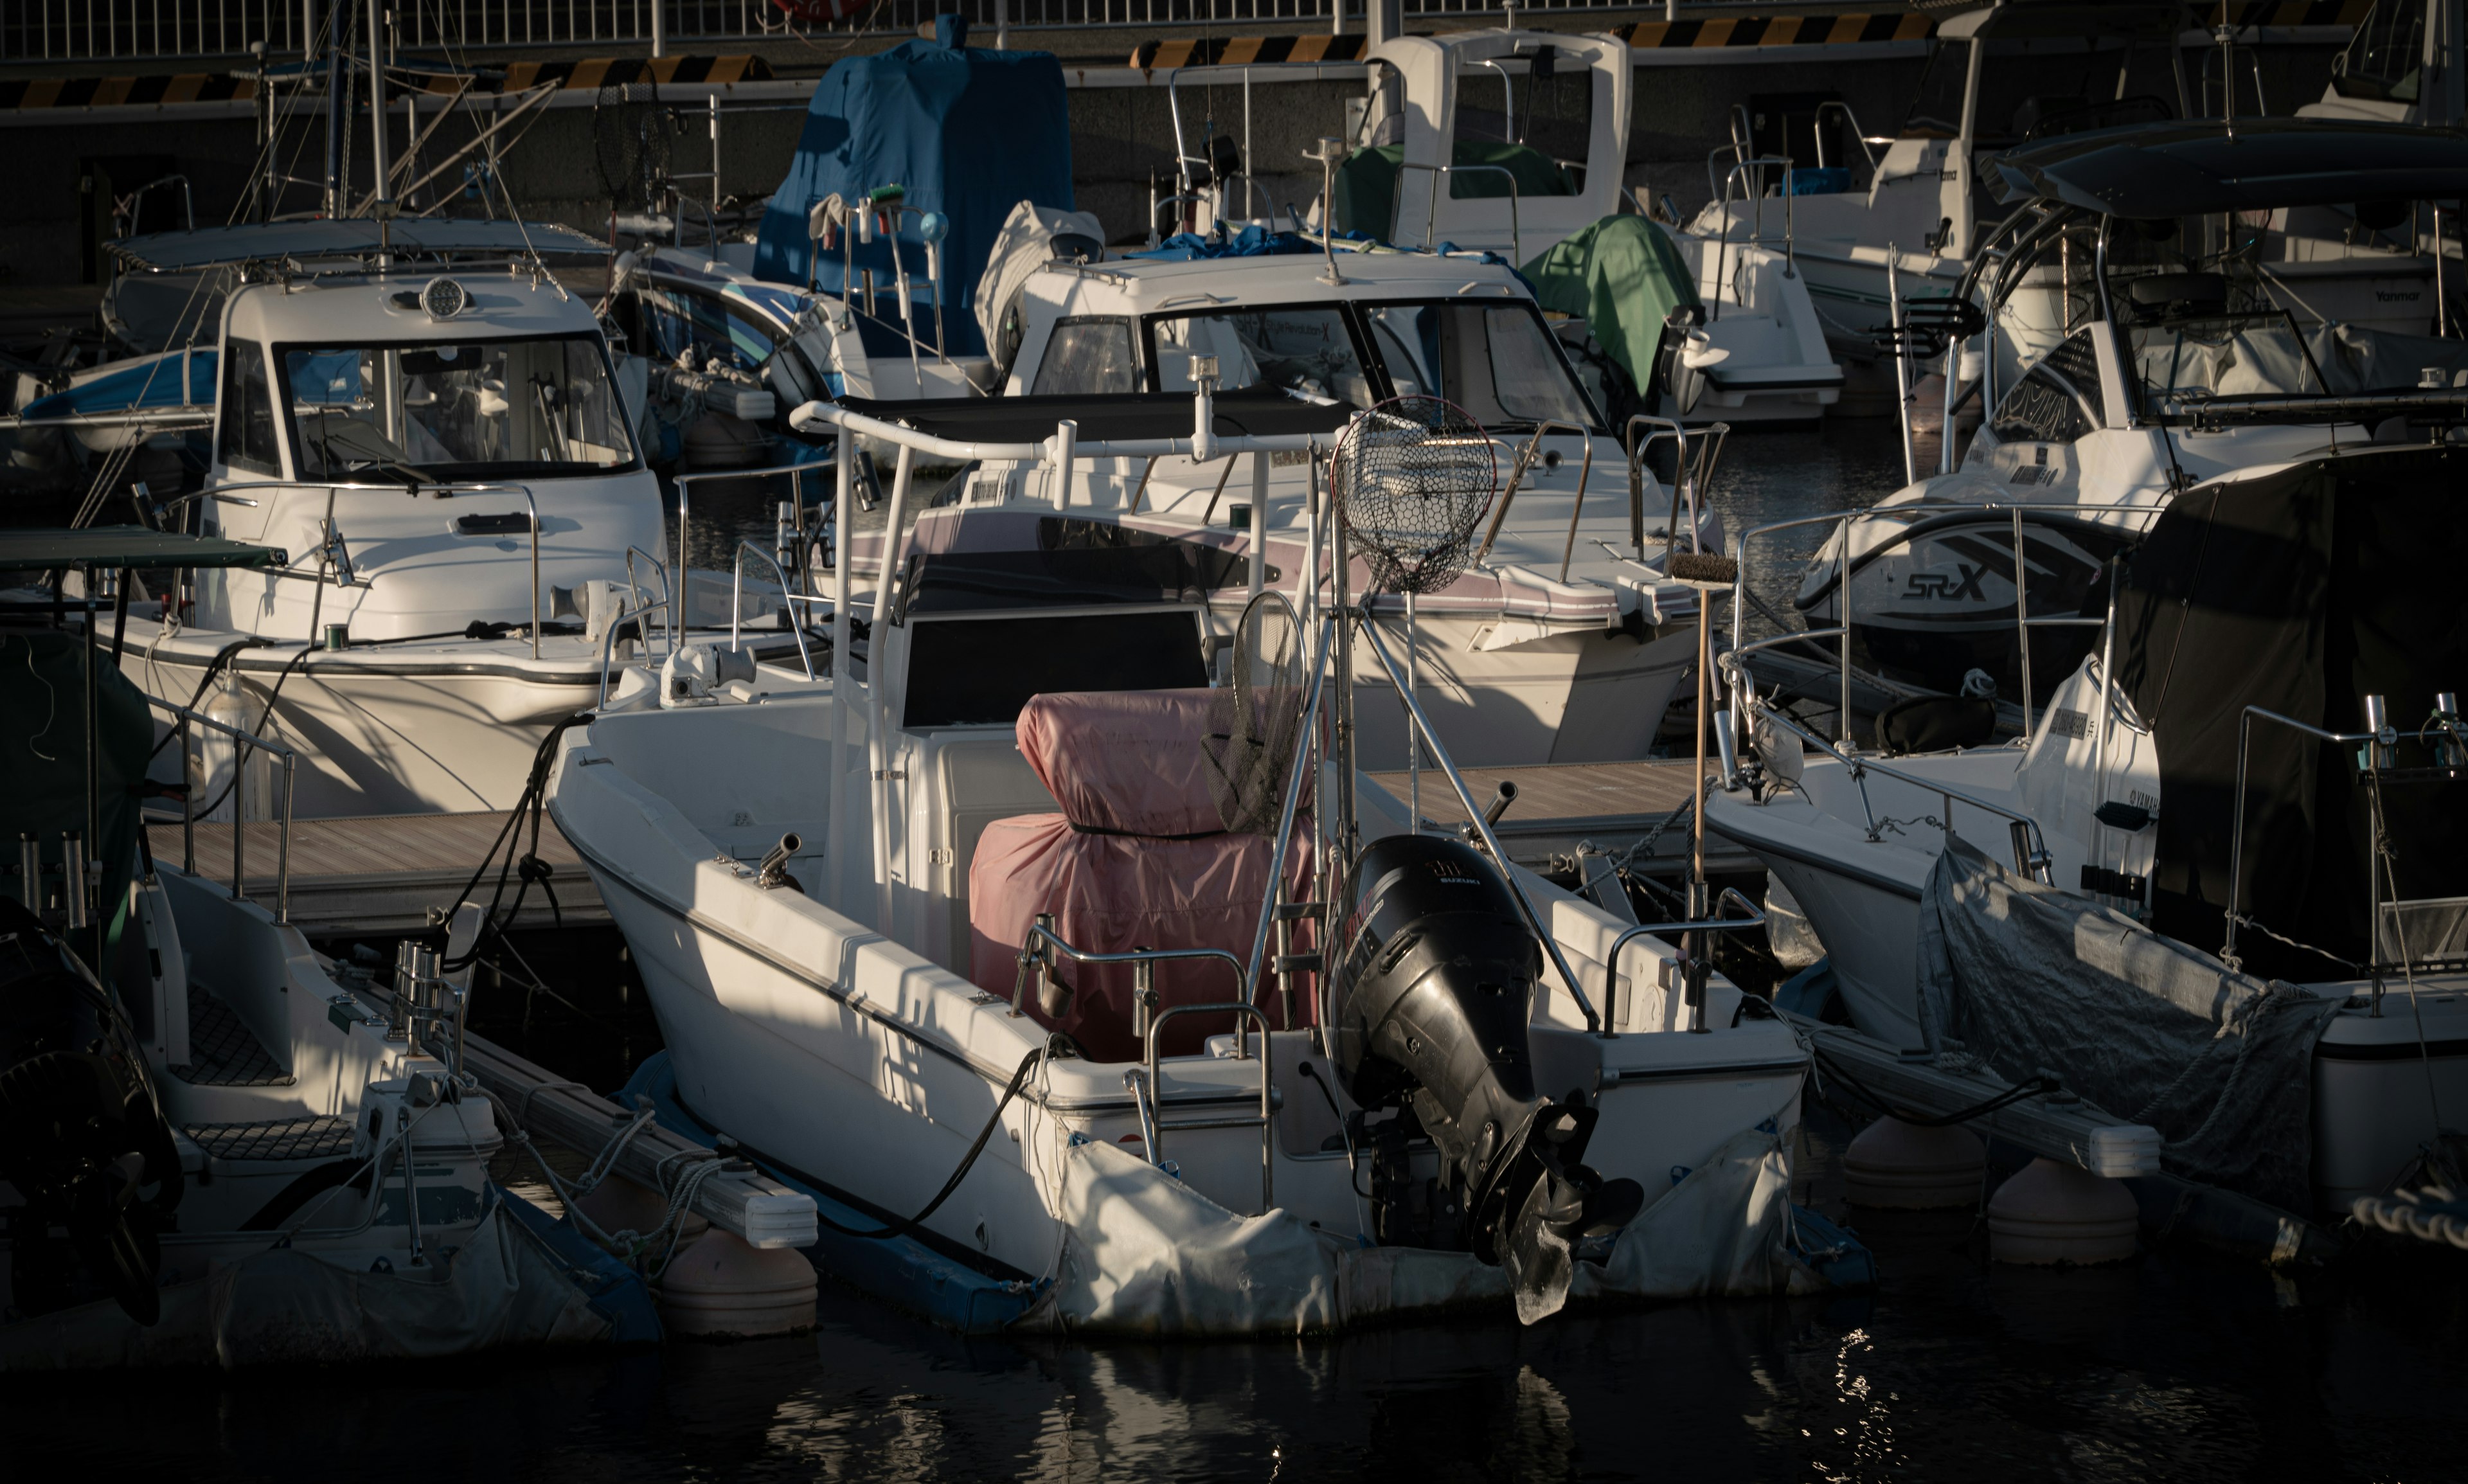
[1330,394,1497,598]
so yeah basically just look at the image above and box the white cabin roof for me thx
[224,272,606,347]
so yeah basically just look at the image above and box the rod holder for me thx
[388,940,422,1041]
[60,833,87,931]
[2363,693,2397,771]
[756,832,803,890]
[17,833,36,914]
[1481,780,1519,828]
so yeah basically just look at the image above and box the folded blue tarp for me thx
[752,19,1072,359]
[1126,225,1320,262]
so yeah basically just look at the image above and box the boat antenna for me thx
[1306,136,1349,285]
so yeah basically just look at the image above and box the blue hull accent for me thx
[620,1051,1041,1334]
[496,1184,665,1345]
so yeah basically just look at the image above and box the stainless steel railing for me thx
[1597,886,1764,1033]
[1730,500,2163,747]
[148,696,298,922]
[1012,916,1273,1212]
[1742,701,2057,885]
[1392,161,1523,262]
[672,454,835,650]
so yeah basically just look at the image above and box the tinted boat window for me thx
[1363,300,1598,429]
[902,611,1208,728]
[1031,317,1141,395]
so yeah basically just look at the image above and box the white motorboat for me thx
[1785,116,2468,705]
[6,221,816,819]
[0,542,652,1364]
[1688,1,2465,381]
[1329,26,1841,425]
[1710,444,2468,1216]
[1683,2,2190,368]
[617,228,1727,765]
[554,404,1847,1334]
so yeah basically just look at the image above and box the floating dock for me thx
[145,810,604,936]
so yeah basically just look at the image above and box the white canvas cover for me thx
[1017,1125,1821,1336]
[975,199,1109,369]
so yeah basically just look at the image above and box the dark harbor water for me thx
[13,1107,2468,1482]
[15,420,2464,1482]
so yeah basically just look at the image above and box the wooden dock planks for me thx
[1360,757,1758,874]
[146,810,604,935]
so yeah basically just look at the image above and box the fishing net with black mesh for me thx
[1332,395,1496,597]
[1204,591,1308,835]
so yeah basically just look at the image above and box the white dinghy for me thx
[555,400,1859,1334]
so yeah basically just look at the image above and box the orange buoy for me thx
[657,1228,819,1337]
[1987,1158,2140,1265]
[1843,1116,1987,1209]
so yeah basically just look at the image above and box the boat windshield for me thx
[1362,299,1598,431]
[1149,305,1379,407]
[278,332,638,482]
[2129,312,2330,414]
[1140,298,1598,429]
[1902,39,1971,138]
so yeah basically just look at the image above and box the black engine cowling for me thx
[0,898,182,1324]
[1326,835,1643,1320]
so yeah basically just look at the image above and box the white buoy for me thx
[1843,1116,1987,1209]
[573,1175,708,1256]
[657,1228,818,1337]
[1987,1157,2140,1265]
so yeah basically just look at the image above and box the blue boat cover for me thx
[21,347,217,422]
[752,28,1072,359]
[1126,226,1321,262]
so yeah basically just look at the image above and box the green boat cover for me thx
[0,630,156,957]
[1330,140,1577,244]
[0,526,285,572]
[1519,215,1702,395]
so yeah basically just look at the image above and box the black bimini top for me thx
[834,389,1355,446]
[1993,119,2468,217]
[0,526,285,572]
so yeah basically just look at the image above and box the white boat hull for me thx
[557,694,1823,1328]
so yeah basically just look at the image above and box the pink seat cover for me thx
[969,690,1314,1062]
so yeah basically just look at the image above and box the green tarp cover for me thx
[1330,140,1577,243]
[1519,215,1701,393]
[0,630,154,948]
[0,526,284,572]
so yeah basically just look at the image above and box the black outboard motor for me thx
[1327,835,1643,1321]
[0,898,182,1323]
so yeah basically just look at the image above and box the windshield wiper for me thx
[306,406,429,485]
